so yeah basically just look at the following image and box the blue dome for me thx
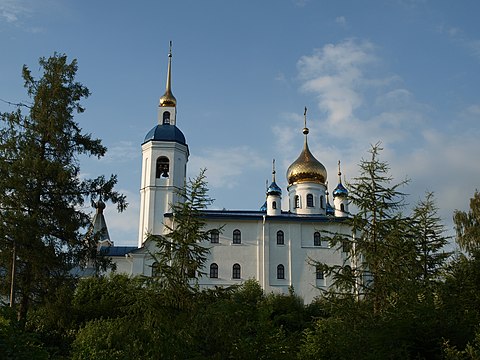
[143,124,186,145]
[333,183,348,198]
[260,201,267,212]
[267,181,282,196]
[326,201,335,215]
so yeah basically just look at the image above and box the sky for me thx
[1,0,479,246]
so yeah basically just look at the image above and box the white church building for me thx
[98,47,352,303]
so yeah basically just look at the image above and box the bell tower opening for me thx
[163,111,171,125]
[156,156,170,178]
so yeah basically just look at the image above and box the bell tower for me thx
[138,43,189,247]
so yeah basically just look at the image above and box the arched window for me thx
[272,201,277,209]
[342,239,351,253]
[210,263,218,278]
[276,230,284,245]
[277,264,285,279]
[156,156,169,178]
[232,263,241,279]
[210,229,219,244]
[316,266,324,280]
[320,195,325,209]
[340,203,345,212]
[307,193,314,207]
[294,195,300,208]
[314,232,321,246]
[152,262,160,277]
[162,111,171,125]
[233,229,241,244]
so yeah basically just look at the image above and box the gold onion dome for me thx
[159,42,177,107]
[286,108,327,185]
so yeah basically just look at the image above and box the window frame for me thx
[210,263,218,278]
[276,230,284,245]
[314,231,322,246]
[277,264,285,279]
[294,195,300,208]
[232,229,241,244]
[232,263,241,279]
[210,229,219,244]
[306,193,314,207]
[316,266,324,280]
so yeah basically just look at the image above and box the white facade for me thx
[107,48,352,304]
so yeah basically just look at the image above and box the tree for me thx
[0,54,126,323]
[147,169,220,298]
[454,190,480,255]
[320,143,412,312]
[410,191,451,286]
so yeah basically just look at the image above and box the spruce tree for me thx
[454,190,480,255]
[321,143,412,312]
[0,54,126,322]
[148,169,221,299]
[411,191,451,286]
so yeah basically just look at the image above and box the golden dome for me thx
[286,133,327,186]
[159,90,176,107]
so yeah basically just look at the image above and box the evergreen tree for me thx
[454,190,480,255]
[0,54,126,322]
[411,191,451,286]
[148,169,220,298]
[321,143,412,312]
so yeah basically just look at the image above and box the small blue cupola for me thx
[325,182,335,216]
[266,159,282,216]
[333,161,349,217]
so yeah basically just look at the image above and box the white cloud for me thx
[189,146,268,189]
[335,16,347,28]
[0,0,32,23]
[440,25,480,61]
[100,140,139,164]
[270,39,480,241]
[298,39,376,125]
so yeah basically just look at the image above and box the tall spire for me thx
[338,160,342,184]
[303,106,309,136]
[272,159,276,183]
[159,41,177,107]
[333,160,348,198]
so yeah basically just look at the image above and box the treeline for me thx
[1,240,480,360]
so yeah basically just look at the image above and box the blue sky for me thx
[1,0,479,246]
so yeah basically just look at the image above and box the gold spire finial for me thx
[159,41,177,107]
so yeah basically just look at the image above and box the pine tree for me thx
[0,54,126,322]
